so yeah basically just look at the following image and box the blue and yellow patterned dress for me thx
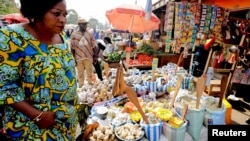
[0,24,79,141]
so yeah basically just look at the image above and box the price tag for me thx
[152,58,158,70]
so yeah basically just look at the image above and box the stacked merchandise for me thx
[192,4,215,76]
[173,2,185,53]
[163,1,226,76]
[182,2,199,57]
[164,2,175,53]
[192,5,226,76]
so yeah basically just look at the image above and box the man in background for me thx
[70,18,96,87]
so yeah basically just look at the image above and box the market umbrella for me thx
[105,3,160,33]
[202,0,250,10]
[3,13,29,24]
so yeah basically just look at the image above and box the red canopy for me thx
[106,3,160,33]
[3,13,29,24]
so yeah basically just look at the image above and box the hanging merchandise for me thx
[184,2,199,57]
[163,1,225,50]
[164,2,175,53]
[189,3,201,52]
[173,2,185,53]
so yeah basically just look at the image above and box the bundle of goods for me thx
[125,75,143,85]
[115,122,145,140]
[144,101,173,122]
[136,53,153,64]
[111,112,130,127]
[140,113,163,141]
[136,43,154,56]
[126,43,154,66]
[163,104,188,141]
[175,94,205,141]
[87,125,116,141]
[203,96,226,126]
[77,80,114,104]
[107,52,122,68]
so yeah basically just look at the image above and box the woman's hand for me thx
[11,101,56,129]
[35,111,56,129]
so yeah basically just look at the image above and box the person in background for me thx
[0,0,79,140]
[103,36,115,57]
[66,28,74,38]
[93,39,107,81]
[103,37,114,78]
[99,30,105,40]
[126,35,137,49]
[70,18,96,86]
[93,28,99,40]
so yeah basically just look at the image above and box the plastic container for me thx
[163,121,187,141]
[223,99,232,125]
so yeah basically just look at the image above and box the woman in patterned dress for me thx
[0,0,79,140]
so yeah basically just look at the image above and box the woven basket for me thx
[108,62,120,68]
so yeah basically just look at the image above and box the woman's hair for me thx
[104,37,112,44]
[20,0,64,22]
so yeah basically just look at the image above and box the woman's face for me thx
[42,1,67,34]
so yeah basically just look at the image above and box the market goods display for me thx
[137,43,154,56]
[115,122,144,141]
[124,75,143,85]
[107,52,122,63]
[96,106,108,119]
[203,96,226,126]
[175,95,204,110]
[168,104,188,128]
[74,0,233,140]
[88,125,117,141]
[121,98,146,113]
[130,111,142,123]
[107,52,122,68]
[111,113,130,127]
[145,101,169,112]
[78,81,113,104]
[83,122,99,140]
[175,95,205,141]
[163,121,187,141]
[77,62,209,141]
[127,43,154,66]
[204,97,224,111]
[155,108,173,122]
[140,113,163,141]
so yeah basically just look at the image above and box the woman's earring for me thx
[30,18,34,23]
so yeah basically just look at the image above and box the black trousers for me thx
[93,61,103,81]
[235,83,250,103]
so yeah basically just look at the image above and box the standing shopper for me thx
[102,37,115,78]
[0,0,79,140]
[93,39,107,81]
[70,18,96,87]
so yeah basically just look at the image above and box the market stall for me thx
[75,1,249,141]
[76,61,231,141]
